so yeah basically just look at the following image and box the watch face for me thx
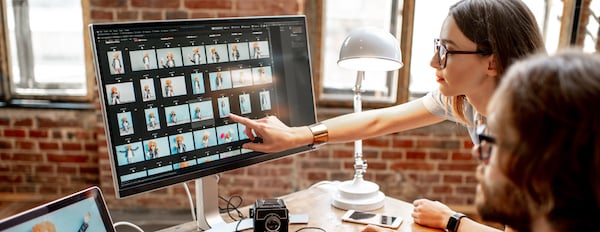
[447,213,466,231]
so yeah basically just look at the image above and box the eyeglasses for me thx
[474,125,496,163]
[434,39,493,69]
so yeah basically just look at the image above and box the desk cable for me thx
[113,221,145,232]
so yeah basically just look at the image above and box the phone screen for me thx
[349,211,398,226]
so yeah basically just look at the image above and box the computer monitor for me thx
[89,15,316,230]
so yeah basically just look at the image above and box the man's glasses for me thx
[434,39,493,69]
[474,125,496,164]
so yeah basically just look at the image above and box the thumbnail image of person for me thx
[216,124,239,144]
[193,128,217,148]
[32,220,56,232]
[107,51,124,74]
[206,44,229,64]
[230,44,240,61]
[252,66,273,84]
[165,79,174,97]
[170,132,195,154]
[160,76,187,97]
[209,71,232,91]
[161,52,177,68]
[139,78,156,101]
[116,142,143,165]
[251,41,270,59]
[191,73,205,94]
[184,46,206,66]
[105,82,135,105]
[251,42,261,59]
[231,68,253,88]
[144,137,170,160]
[156,47,183,69]
[109,86,120,105]
[239,94,252,114]
[260,90,272,111]
[209,47,220,63]
[117,112,134,136]
[217,97,230,118]
[144,108,160,131]
[165,104,191,126]
[228,42,250,61]
[189,101,214,122]
[129,49,158,71]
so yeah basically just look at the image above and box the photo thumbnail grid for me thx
[101,38,276,184]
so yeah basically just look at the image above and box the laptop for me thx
[0,186,116,232]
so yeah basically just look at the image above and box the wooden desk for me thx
[159,182,442,232]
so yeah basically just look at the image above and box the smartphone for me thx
[341,210,403,229]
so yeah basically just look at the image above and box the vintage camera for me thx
[250,199,289,232]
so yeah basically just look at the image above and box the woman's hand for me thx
[411,198,455,229]
[228,114,312,152]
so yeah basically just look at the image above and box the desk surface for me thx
[159,182,442,232]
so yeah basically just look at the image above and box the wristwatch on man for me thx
[446,212,466,232]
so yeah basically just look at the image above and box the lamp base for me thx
[331,177,385,211]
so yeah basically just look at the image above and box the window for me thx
[1,0,90,104]
[318,0,408,107]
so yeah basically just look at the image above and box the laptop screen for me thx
[0,186,115,232]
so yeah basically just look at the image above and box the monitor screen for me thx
[89,16,316,198]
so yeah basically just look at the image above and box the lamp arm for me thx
[353,71,367,179]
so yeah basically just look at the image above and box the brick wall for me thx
[0,0,479,213]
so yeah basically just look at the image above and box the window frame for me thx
[0,0,95,106]
[310,0,414,109]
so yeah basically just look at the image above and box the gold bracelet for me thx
[308,123,328,148]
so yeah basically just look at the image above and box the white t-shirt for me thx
[422,89,481,143]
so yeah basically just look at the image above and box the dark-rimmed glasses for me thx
[474,125,496,164]
[434,38,493,69]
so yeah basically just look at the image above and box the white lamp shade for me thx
[337,27,403,72]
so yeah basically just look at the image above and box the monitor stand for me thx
[195,175,252,231]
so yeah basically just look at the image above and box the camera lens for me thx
[265,215,281,231]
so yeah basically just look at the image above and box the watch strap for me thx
[446,212,466,232]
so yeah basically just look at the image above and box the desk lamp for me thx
[332,27,403,211]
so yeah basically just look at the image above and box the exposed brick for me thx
[392,139,414,148]
[406,151,426,160]
[438,163,478,172]
[390,161,435,171]
[38,118,82,128]
[16,141,36,150]
[90,0,127,7]
[432,185,452,194]
[451,152,474,161]
[39,142,60,150]
[381,151,403,159]
[4,129,26,138]
[117,10,139,20]
[185,0,233,9]
[0,140,13,149]
[141,11,163,20]
[166,10,189,20]
[443,174,463,183]
[14,118,33,126]
[47,154,89,163]
[0,117,10,126]
[63,142,83,151]
[429,152,449,160]
[29,129,49,138]
[132,0,180,8]
[13,153,44,162]
[91,9,114,21]
[36,165,56,174]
